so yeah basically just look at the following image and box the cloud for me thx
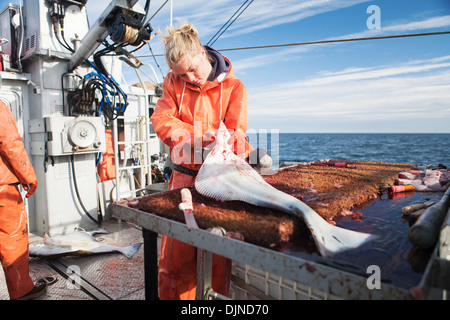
[83,0,374,69]
[147,0,373,41]
[233,13,450,72]
[80,1,450,133]
[246,55,450,132]
[305,56,450,85]
[383,15,450,32]
[217,0,373,38]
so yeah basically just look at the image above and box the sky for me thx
[3,0,450,133]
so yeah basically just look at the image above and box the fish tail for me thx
[294,207,376,257]
[121,243,143,259]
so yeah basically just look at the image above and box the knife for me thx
[179,188,199,229]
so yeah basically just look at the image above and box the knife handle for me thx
[181,188,193,211]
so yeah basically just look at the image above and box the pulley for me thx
[68,119,98,149]
[106,9,152,46]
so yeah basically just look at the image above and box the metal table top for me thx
[112,201,414,300]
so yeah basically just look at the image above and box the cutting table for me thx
[110,188,450,300]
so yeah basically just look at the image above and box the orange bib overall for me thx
[151,56,253,300]
[0,100,37,299]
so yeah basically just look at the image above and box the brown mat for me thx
[134,161,416,250]
[264,161,416,221]
[137,186,297,250]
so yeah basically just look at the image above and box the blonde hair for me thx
[162,23,203,67]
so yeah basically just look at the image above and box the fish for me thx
[195,121,376,257]
[29,229,142,259]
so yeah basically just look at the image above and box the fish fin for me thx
[215,121,231,147]
[120,243,143,259]
[297,207,376,257]
[43,233,51,245]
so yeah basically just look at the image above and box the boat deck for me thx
[0,219,147,300]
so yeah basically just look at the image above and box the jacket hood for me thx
[205,45,230,82]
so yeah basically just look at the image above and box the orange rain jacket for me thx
[0,99,37,299]
[151,55,254,171]
[151,53,253,300]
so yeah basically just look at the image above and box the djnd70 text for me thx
[225,304,269,316]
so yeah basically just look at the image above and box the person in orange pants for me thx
[0,81,45,300]
[158,171,232,299]
[151,23,257,300]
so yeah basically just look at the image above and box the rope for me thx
[140,30,450,58]
[216,31,450,52]
[122,26,139,44]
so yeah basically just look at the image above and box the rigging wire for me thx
[147,42,165,79]
[216,30,450,52]
[141,0,152,25]
[147,0,169,23]
[137,30,450,58]
[206,0,254,46]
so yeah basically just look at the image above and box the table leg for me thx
[142,228,159,300]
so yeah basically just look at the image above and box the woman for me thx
[150,23,255,300]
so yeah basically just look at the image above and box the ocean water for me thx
[259,133,450,167]
[251,132,450,290]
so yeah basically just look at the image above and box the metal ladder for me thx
[111,64,160,202]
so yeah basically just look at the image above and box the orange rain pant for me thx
[0,184,34,300]
[158,170,231,300]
